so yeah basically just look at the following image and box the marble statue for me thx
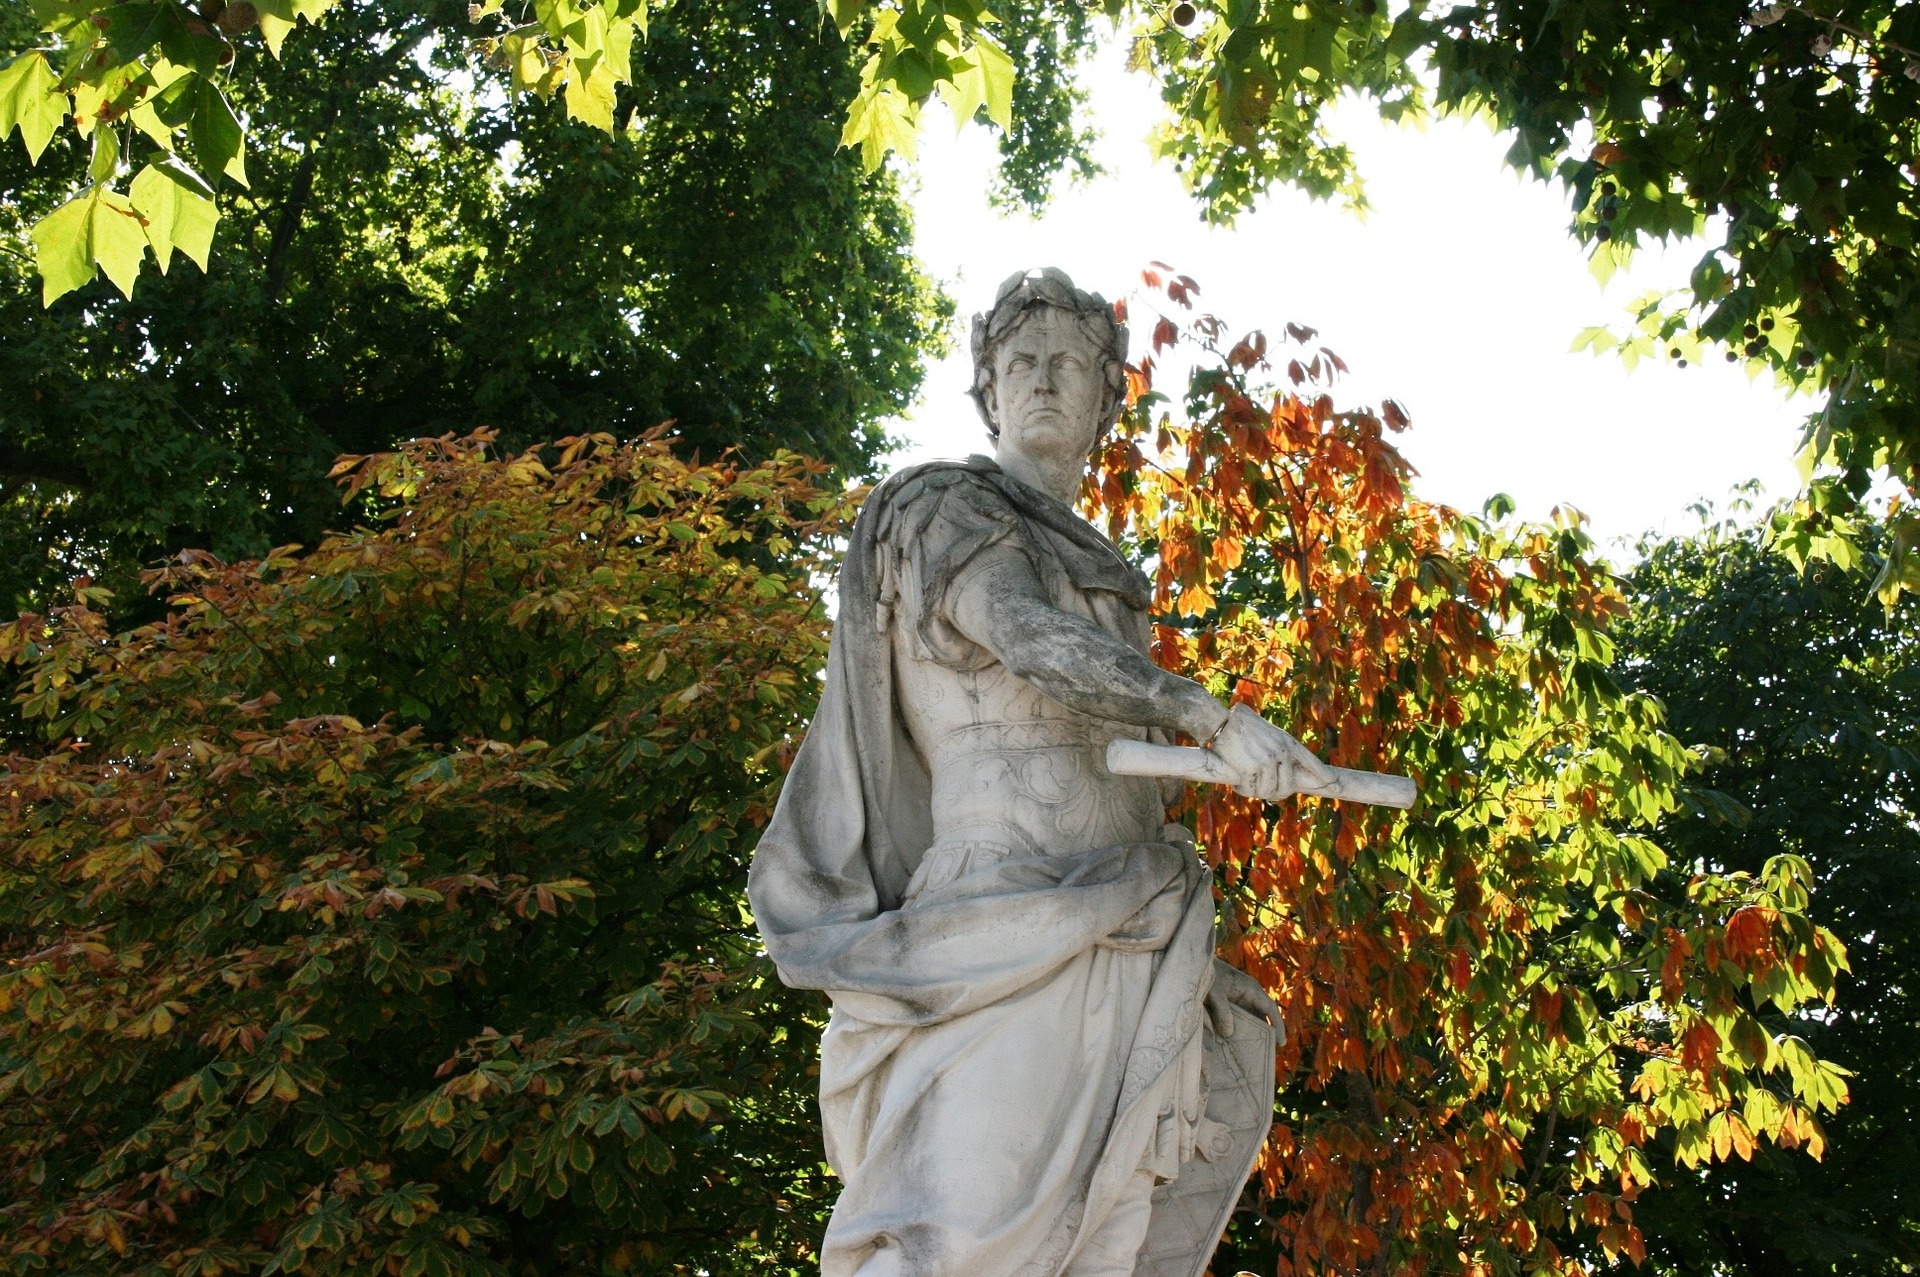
[748,268,1411,1277]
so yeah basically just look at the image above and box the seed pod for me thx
[1743,323,1759,339]
[1172,2,1196,25]
[218,0,258,34]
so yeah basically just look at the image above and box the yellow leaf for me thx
[130,101,174,151]
[0,51,66,162]
[254,0,339,57]
[130,159,220,273]
[605,11,634,81]
[563,55,617,131]
[935,52,987,130]
[971,35,1013,130]
[30,185,151,305]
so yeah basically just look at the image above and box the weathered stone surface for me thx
[749,269,1329,1277]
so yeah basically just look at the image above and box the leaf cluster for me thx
[0,433,848,1274]
[1082,268,1855,1276]
[0,0,948,617]
[822,0,1920,595]
[0,0,663,305]
[1610,510,1919,1274]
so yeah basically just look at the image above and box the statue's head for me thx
[968,269,1129,463]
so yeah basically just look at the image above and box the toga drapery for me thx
[748,457,1275,1277]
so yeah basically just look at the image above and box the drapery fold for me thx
[749,459,1253,1277]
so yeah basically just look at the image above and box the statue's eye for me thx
[1007,355,1036,372]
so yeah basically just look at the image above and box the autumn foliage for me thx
[0,434,849,1274]
[0,291,1860,1277]
[1084,269,1853,1276]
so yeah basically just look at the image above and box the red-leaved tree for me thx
[1086,268,1852,1276]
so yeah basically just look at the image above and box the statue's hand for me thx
[1205,961,1278,1039]
[1208,703,1337,801]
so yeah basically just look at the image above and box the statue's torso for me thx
[888,503,1164,902]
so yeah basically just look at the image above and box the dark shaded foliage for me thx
[1615,511,1920,1275]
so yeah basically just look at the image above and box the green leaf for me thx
[158,21,228,75]
[28,195,94,302]
[99,2,179,62]
[30,184,151,304]
[560,1,608,67]
[89,125,119,182]
[189,75,247,187]
[149,68,201,129]
[840,82,917,170]
[0,51,66,162]
[887,48,938,100]
[562,56,616,131]
[130,100,174,150]
[604,12,634,82]
[936,50,988,130]
[71,62,153,140]
[971,34,1012,130]
[130,157,219,272]
[504,31,564,97]
[827,0,864,38]
[89,188,151,298]
[255,0,339,58]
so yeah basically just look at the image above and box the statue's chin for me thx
[1004,414,1098,458]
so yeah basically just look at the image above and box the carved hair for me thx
[968,268,1129,441]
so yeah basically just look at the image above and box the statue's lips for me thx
[1017,407,1070,425]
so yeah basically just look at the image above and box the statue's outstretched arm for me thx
[947,545,1226,739]
[948,544,1335,793]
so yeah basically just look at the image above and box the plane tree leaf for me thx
[29,183,152,304]
[0,50,65,162]
[254,0,341,58]
[129,156,219,272]
[562,55,616,131]
[187,73,247,187]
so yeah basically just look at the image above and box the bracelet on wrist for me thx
[1199,708,1231,750]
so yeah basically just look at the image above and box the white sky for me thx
[886,43,1815,558]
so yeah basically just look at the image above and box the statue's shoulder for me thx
[866,457,1022,547]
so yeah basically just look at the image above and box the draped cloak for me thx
[748,457,1275,1277]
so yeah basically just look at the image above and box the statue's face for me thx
[985,307,1108,462]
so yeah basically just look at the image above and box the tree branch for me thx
[0,442,92,489]
[263,92,341,303]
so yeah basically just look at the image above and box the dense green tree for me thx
[0,433,848,1275]
[0,0,951,615]
[11,0,1920,587]
[1614,506,1919,1275]
[833,0,1920,594]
